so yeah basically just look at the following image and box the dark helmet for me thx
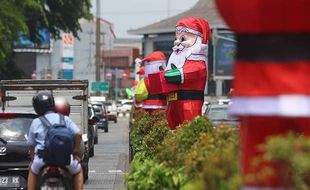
[32,92,55,116]
[54,97,70,116]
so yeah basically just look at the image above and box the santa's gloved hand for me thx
[164,64,181,84]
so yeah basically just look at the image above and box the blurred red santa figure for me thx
[215,0,310,189]
[163,16,210,129]
[142,51,167,114]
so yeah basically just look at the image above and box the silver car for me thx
[204,104,240,128]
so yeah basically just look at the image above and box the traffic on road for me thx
[0,80,130,189]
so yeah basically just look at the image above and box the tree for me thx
[0,0,92,79]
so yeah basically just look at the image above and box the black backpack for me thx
[39,114,74,166]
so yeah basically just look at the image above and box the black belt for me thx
[168,90,204,101]
[237,33,310,62]
[147,94,166,100]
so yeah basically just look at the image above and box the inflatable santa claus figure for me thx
[164,16,210,129]
[142,51,167,114]
[215,0,310,189]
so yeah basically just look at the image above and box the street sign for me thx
[91,82,109,92]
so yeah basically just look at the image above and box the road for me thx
[84,115,130,190]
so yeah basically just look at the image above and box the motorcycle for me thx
[37,165,72,190]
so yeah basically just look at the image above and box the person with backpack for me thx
[27,92,83,190]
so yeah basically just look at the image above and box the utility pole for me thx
[100,32,105,81]
[95,0,101,96]
[114,68,119,103]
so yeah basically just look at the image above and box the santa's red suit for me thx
[142,51,167,114]
[215,0,310,189]
[164,17,210,130]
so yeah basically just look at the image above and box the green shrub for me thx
[129,110,149,153]
[253,133,310,190]
[127,153,186,190]
[184,126,241,190]
[128,114,242,190]
[155,116,213,168]
[130,110,170,157]
[142,118,171,158]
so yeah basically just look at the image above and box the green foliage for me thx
[0,0,92,77]
[0,1,28,64]
[155,116,213,168]
[37,0,92,39]
[184,127,241,190]
[129,110,170,156]
[128,114,241,190]
[142,117,170,158]
[127,153,186,190]
[256,133,310,190]
[129,110,149,153]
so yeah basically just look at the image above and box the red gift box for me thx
[148,71,178,94]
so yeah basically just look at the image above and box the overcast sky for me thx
[91,0,199,38]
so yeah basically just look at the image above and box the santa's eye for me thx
[180,36,187,42]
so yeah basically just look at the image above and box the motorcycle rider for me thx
[54,97,71,116]
[27,92,83,190]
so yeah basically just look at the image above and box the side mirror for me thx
[88,116,99,125]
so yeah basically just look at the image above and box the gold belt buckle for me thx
[168,92,177,101]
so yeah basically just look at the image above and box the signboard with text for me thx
[91,82,109,92]
[61,33,74,79]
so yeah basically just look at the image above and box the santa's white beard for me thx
[166,38,205,70]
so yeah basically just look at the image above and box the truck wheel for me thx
[104,127,108,133]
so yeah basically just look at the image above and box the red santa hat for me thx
[142,51,167,75]
[175,17,210,44]
[142,51,166,63]
[136,66,145,75]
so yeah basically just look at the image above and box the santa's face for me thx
[173,31,198,54]
[166,30,203,70]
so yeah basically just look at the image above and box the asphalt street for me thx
[83,115,130,190]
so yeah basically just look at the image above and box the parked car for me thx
[104,101,118,123]
[87,105,99,157]
[204,103,240,128]
[91,103,109,133]
[117,100,134,116]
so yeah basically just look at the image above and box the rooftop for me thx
[128,0,227,35]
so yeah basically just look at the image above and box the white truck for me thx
[0,79,93,182]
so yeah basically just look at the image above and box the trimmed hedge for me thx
[128,110,310,190]
[127,110,241,190]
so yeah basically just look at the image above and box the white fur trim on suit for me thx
[229,95,310,117]
[142,105,167,109]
